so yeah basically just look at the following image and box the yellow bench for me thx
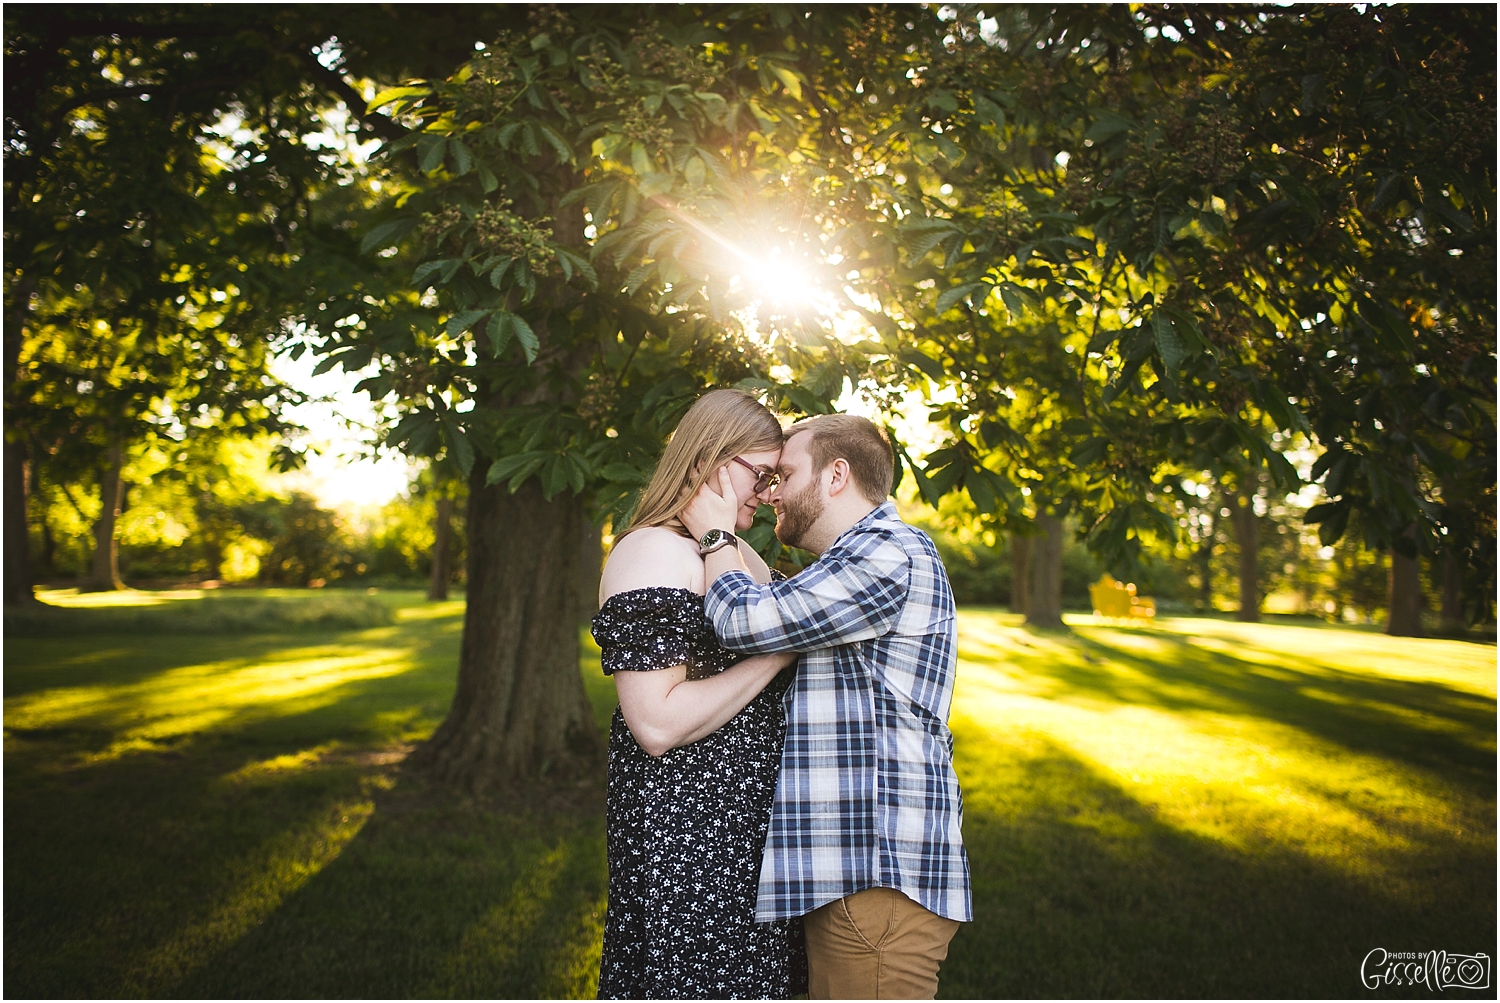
[1090,574,1156,621]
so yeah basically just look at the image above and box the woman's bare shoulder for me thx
[600,527,704,601]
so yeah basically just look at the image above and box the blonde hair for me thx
[623,389,783,536]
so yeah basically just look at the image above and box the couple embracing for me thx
[592,389,971,1001]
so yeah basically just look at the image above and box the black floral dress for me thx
[591,586,807,1000]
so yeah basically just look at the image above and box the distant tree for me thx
[870,6,1493,636]
[3,5,517,601]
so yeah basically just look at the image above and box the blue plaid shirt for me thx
[704,501,972,923]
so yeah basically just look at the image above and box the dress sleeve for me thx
[590,587,709,675]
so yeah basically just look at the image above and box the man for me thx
[681,413,971,1000]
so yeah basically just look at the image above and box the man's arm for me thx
[683,466,909,653]
[704,546,908,654]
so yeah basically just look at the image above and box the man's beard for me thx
[774,479,825,550]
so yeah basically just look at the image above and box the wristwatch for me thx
[698,528,739,556]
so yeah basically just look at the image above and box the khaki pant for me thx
[803,886,962,999]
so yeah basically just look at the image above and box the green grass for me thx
[4,593,1494,998]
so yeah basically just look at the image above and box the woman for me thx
[592,388,807,1000]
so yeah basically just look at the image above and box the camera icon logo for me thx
[1439,952,1491,990]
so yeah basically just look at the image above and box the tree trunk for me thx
[578,515,603,616]
[82,442,126,592]
[4,272,37,604]
[1009,530,1031,617]
[412,470,603,793]
[1387,540,1423,637]
[1196,510,1215,612]
[1025,513,1064,629]
[3,435,36,604]
[1440,551,1464,634]
[1229,487,1259,622]
[428,495,454,601]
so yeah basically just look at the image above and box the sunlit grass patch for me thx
[943,611,1496,998]
[8,587,395,635]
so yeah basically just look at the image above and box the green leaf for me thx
[903,450,943,508]
[1084,110,1133,143]
[485,312,512,356]
[553,247,598,288]
[418,134,448,173]
[936,283,985,313]
[967,470,997,514]
[442,419,475,476]
[488,258,513,288]
[542,457,569,499]
[477,162,499,193]
[510,313,539,362]
[446,309,489,338]
[767,63,802,100]
[564,454,586,494]
[601,463,644,483]
[779,384,830,414]
[486,450,549,485]
[974,93,1005,128]
[899,348,945,382]
[536,123,574,163]
[359,216,417,254]
[413,258,462,288]
[1306,501,1351,546]
[1153,311,1187,372]
[368,85,430,113]
[447,138,474,175]
[999,283,1025,319]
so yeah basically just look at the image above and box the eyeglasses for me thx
[732,456,781,493]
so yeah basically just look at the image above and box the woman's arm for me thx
[737,537,774,584]
[601,526,794,755]
[615,650,796,757]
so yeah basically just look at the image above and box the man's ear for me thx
[825,458,852,497]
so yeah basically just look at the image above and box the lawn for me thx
[4,590,1494,998]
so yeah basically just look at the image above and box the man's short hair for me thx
[786,414,895,504]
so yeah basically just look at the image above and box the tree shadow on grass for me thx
[5,609,613,1000]
[942,729,1497,1000]
[177,772,609,999]
[1000,626,1496,790]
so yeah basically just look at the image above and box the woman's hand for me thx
[681,466,740,542]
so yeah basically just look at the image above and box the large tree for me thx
[310,5,986,789]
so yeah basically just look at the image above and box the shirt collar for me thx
[827,500,899,552]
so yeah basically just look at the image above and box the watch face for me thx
[700,529,728,549]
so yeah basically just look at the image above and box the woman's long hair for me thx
[622,389,783,537]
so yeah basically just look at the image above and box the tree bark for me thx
[428,495,454,601]
[1229,487,1259,622]
[1440,551,1464,634]
[4,272,37,606]
[411,470,603,793]
[81,441,126,591]
[1196,509,1215,612]
[578,514,602,617]
[1386,538,1423,637]
[1009,530,1031,617]
[1025,513,1064,629]
[3,435,36,604]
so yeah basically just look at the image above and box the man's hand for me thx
[681,466,740,542]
